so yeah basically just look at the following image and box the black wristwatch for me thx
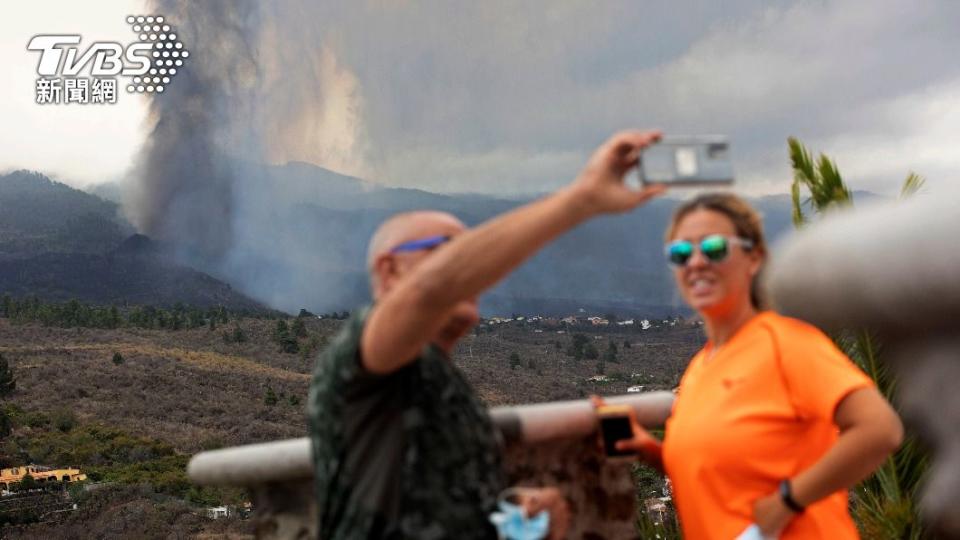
[779,479,805,513]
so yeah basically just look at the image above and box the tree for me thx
[509,351,522,369]
[112,351,124,365]
[1,295,11,318]
[605,341,619,363]
[264,387,278,406]
[16,473,37,492]
[0,409,11,437]
[0,354,15,397]
[789,137,927,539]
[51,408,77,432]
[279,335,299,354]
[527,357,537,370]
[568,333,589,359]
[231,325,247,343]
[291,318,307,338]
[623,340,632,349]
[274,319,299,352]
[274,319,289,339]
[583,342,599,360]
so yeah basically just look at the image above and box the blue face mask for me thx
[489,500,550,540]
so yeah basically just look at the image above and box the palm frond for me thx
[788,137,818,189]
[814,154,852,210]
[790,180,807,227]
[901,172,925,199]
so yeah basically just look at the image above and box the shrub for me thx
[0,409,11,438]
[0,353,16,397]
[223,325,247,344]
[51,408,78,433]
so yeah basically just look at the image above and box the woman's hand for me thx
[590,395,664,470]
[752,491,795,538]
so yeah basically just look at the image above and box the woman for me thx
[616,193,903,539]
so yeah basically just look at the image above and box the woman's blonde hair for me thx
[665,193,768,310]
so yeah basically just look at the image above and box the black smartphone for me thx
[598,405,634,457]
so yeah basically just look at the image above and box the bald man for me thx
[307,130,666,539]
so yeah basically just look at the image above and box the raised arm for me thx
[361,130,665,374]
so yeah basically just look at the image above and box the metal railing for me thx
[188,392,674,539]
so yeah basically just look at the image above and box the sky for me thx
[2,0,959,197]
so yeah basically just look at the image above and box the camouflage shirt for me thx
[307,306,505,539]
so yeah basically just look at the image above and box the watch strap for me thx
[779,479,805,513]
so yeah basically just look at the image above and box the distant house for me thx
[206,506,232,519]
[561,316,579,325]
[587,317,609,326]
[640,319,652,330]
[587,375,609,382]
[0,465,87,492]
[617,319,635,326]
[627,385,645,393]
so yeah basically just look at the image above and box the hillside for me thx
[0,171,132,259]
[0,250,272,311]
[0,173,274,312]
[0,315,700,453]
[0,307,702,536]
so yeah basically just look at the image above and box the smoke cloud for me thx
[126,0,372,311]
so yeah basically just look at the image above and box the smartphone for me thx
[639,136,734,186]
[597,404,635,457]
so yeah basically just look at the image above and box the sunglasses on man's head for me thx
[389,235,452,254]
[664,234,753,267]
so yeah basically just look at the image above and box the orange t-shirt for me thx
[662,312,873,539]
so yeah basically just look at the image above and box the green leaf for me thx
[900,172,925,199]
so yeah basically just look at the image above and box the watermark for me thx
[27,15,190,105]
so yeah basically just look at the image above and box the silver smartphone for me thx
[638,136,734,186]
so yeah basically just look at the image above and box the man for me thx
[308,130,666,539]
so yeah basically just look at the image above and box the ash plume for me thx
[126,0,370,311]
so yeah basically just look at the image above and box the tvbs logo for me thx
[28,36,153,77]
[28,15,189,105]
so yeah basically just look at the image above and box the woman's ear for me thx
[747,248,764,277]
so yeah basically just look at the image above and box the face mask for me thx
[489,500,550,540]
[736,524,778,540]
